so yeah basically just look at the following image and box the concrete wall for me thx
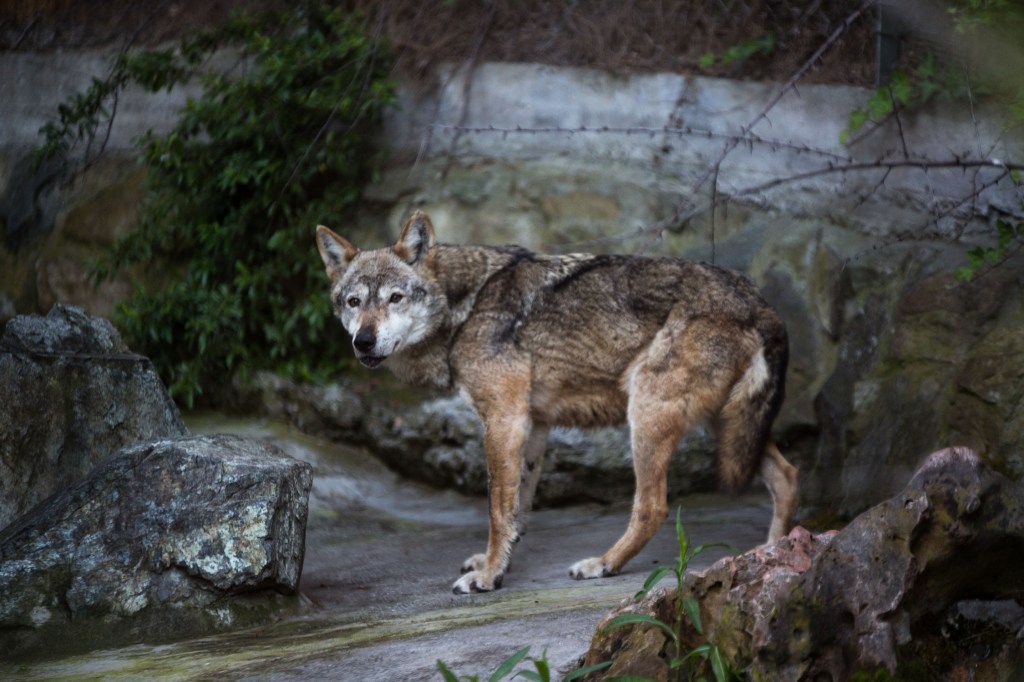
[376,62,1021,241]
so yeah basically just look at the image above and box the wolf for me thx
[316,210,798,594]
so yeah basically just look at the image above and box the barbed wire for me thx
[428,123,854,164]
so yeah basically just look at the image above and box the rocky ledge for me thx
[229,371,720,507]
[578,447,1024,681]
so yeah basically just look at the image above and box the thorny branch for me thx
[434,117,1023,235]
[624,0,880,258]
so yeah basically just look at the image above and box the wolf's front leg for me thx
[458,423,548,578]
[452,413,527,593]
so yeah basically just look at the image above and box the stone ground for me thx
[1,416,776,682]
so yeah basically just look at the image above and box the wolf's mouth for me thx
[357,354,386,369]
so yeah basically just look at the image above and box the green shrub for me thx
[38,5,396,406]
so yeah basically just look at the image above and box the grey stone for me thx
[0,304,187,528]
[0,433,313,658]
[239,375,720,506]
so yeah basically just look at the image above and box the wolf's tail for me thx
[715,316,788,493]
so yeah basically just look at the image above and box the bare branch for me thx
[543,156,1023,253]
[890,89,910,160]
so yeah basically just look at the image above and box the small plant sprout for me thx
[599,508,742,682]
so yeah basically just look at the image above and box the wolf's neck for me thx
[385,337,452,389]
[385,244,527,391]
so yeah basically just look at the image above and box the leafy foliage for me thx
[940,1,1024,280]
[840,55,971,144]
[955,216,1022,281]
[599,509,741,682]
[946,0,1024,35]
[37,5,396,406]
[839,1,1024,281]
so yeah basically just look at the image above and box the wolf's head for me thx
[316,211,446,369]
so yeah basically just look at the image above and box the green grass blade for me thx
[436,659,462,682]
[522,652,549,682]
[687,542,733,561]
[675,507,688,563]
[600,613,678,645]
[675,643,712,666]
[710,645,731,682]
[561,661,613,681]
[635,564,674,599]
[681,596,704,634]
[489,646,532,682]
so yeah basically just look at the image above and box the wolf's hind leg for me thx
[570,321,730,579]
[568,394,687,579]
[761,440,798,543]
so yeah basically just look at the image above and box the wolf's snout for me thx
[353,328,377,353]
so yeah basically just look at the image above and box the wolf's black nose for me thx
[354,328,376,352]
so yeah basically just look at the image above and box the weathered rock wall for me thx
[2,54,1021,517]
[0,50,204,320]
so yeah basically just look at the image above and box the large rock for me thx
[0,434,313,658]
[579,447,1024,681]
[234,223,1024,523]
[231,371,719,506]
[0,304,187,528]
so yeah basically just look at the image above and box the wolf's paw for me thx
[568,557,613,580]
[452,569,504,594]
[460,553,487,574]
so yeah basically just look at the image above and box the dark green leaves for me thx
[955,218,1021,281]
[40,6,396,406]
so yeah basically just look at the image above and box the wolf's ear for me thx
[316,225,358,281]
[394,210,435,267]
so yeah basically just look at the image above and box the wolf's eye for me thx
[347,297,360,308]
[389,292,404,304]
